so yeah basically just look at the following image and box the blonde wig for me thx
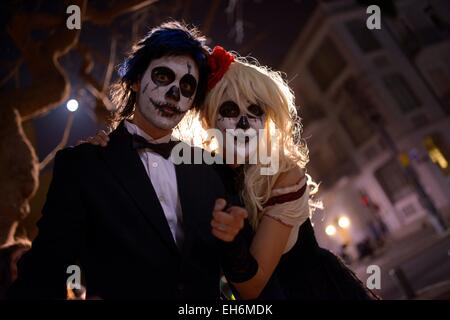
[194,57,319,229]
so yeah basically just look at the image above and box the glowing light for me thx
[338,216,351,229]
[424,136,449,172]
[66,99,79,112]
[429,148,448,169]
[325,225,337,236]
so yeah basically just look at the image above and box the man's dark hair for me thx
[110,21,210,126]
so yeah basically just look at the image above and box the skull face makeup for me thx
[137,55,199,130]
[216,98,266,162]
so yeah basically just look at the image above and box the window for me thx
[308,37,347,91]
[401,203,417,217]
[300,102,326,123]
[428,68,450,93]
[328,134,348,163]
[337,77,375,148]
[383,74,421,113]
[410,113,428,128]
[428,68,450,114]
[338,105,374,148]
[372,55,390,69]
[375,158,413,203]
[308,135,357,188]
[346,19,382,53]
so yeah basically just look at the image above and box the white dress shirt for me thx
[124,120,184,247]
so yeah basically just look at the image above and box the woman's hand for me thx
[211,198,248,242]
[77,130,110,147]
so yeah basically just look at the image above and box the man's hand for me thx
[211,198,248,242]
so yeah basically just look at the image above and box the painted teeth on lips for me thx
[150,98,183,116]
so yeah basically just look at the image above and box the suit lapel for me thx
[100,123,179,254]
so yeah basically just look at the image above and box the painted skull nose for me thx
[166,85,180,102]
[236,116,250,130]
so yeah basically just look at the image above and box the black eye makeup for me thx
[179,74,197,98]
[247,104,265,118]
[151,67,175,86]
[219,101,240,118]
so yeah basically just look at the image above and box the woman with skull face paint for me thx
[197,46,378,300]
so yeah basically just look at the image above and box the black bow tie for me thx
[131,134,179,159]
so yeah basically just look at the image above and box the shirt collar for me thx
[124,120,172,144]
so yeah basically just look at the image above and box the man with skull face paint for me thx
[136,55,199,131]
[8,22,249,300]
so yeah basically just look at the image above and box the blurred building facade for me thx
[282,0,450,259]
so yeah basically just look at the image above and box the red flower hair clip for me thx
[207,46,235,91]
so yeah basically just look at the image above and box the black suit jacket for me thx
[8,123,227,299]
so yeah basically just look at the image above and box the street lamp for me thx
[66,99,79,112]
[338,216,351,229]
[325,225,337,236]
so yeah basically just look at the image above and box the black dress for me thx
[214,163,378,300]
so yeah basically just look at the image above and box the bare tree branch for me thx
[238,32,267,56]
[202,0,221,35]
[85,0,158,25]
[181,0,192,21]
[0,57,24,88]
[102,36,117,95]
[78,43,115,112]
[2,0,87,120]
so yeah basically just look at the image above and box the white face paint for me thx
[215,98,266,161]
[137,55,199,130]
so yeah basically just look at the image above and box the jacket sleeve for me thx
[8,148,87,299]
